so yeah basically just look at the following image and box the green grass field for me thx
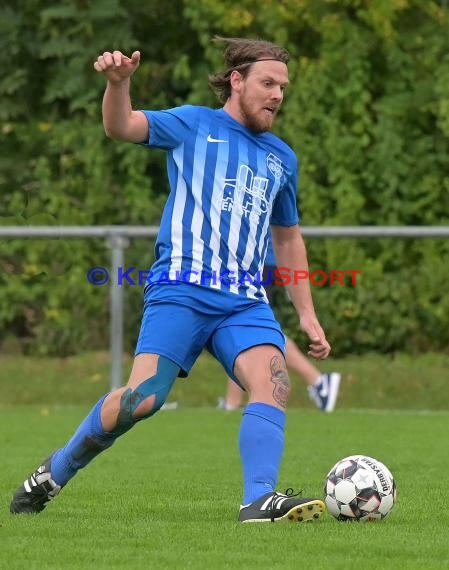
[1,350,449,409]
[1,351,449,569]
[1,407,449,569]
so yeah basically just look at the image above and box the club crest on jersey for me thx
[267,153,283,179]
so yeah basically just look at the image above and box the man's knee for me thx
[113,356,179,433]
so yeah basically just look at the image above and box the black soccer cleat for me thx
[239,488,325,523]
[10,455,62,514]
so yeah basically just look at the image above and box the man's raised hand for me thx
[94,50,140,83]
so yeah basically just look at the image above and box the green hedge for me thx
[1,0,448,355]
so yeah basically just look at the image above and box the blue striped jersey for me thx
[141,105,299,300]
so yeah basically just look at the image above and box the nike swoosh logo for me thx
[207,134,228,143]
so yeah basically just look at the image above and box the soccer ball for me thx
[324,455,397,521]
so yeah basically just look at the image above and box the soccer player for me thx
[10,37,331,523]
[218,233,341,412]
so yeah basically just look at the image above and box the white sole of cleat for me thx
[325,373,341,413]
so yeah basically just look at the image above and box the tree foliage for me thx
[1,0,448,355]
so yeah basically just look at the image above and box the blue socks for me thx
[239,402,286,505]
[50,357,179,487]
[51,395,286,501]
[51,394,113,486]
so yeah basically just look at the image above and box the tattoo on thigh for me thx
[270,356,290,408]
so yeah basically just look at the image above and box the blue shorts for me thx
[135,283,285,383]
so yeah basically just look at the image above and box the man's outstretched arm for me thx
[94,50,149,143]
